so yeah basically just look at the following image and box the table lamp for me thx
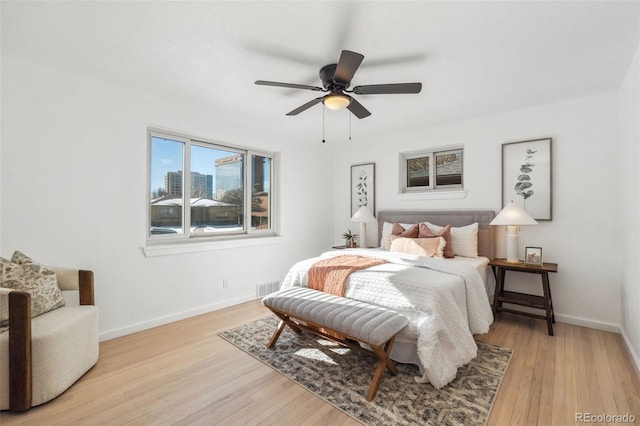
[351,206,376,248]
[490,201,538,263]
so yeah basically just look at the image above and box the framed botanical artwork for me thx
[525,246,543,266]
[351,162,375,217]
[502,138,552,220]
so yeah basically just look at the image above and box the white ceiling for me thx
[2,1,639,140]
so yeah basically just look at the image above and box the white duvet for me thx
[280,249,494,389]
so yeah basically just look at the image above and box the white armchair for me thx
[0,268,99,411]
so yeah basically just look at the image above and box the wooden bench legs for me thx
[266,312,303,348]
[367,336,398,401]
[265,309,400,401]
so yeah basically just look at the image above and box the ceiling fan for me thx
[255,50,422,119]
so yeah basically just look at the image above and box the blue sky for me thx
[150,136,270,196]
[150,136,235,192]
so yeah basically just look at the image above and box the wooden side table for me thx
[489,258,558,336]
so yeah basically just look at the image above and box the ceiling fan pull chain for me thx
[322,105,326,143]
[349,112,352,141]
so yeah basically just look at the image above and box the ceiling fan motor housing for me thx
[319,64,348,90]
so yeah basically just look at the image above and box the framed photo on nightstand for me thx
[524,246,543,266]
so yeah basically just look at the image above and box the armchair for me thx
[0,268,99,411]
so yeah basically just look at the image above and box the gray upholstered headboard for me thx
[377,210,496,259]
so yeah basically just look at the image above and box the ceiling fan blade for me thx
[353,82,422,95]
[255,80,324,92]
[333,50,364,85]
[363,53,427,68]
[243,41,322,67]
[347,98,371,119]
[286,97,324,116]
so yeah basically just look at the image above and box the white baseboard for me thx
[552,315,640,380]
[554,313,619,333]
[96,295,640,383]
[98,294,257,342]
[620,326,640,379]
[508,311,640,377]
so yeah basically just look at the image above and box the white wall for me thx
[1,58,334,339]
[332,93,622,331]
[619,37,640,369]
[1,49,635,345]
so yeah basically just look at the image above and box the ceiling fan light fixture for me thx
[323,94,351,110]
[257,50,420,119]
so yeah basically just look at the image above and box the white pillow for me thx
[424,222,479,257]
[379,221,414,248]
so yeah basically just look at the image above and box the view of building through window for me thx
[435,150,463,186]
[149,134,272,238]
[251,155,271,230]
[402,147,463,192]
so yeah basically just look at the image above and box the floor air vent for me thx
[256,281,280,299]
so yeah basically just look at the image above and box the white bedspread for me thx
[280,249,494,388]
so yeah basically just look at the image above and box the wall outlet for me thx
[222,278,228,289]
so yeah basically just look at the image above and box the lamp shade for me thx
[351,206,376,223]
[490,201,537,263]
[323,94,351,111]
[351,206,375,248]
[490,201,538,226]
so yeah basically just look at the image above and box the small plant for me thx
[341,229,359,247]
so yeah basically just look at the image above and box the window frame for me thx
[399,146,464,193]
[147,129,278,244]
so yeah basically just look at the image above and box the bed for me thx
[280,210,496,389]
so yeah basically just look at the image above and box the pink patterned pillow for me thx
[419,223,454,258]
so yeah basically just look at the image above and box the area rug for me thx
[219,316,512,426]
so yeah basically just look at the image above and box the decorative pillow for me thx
[11,250,36,265]
[389,236,446,258]
[383,234,400,250]
[425,222,479,257]
[392,223,420,238]
[419,223,454,258]
[0,253,65,323]
[380,222,414,248]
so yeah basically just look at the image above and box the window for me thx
[148,130,276,241]
[400,147,463,193]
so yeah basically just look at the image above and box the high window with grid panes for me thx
[400,147,463,193]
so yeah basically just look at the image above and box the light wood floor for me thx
[2,300,639,425]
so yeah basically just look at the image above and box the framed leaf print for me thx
[351,162,375,217]
[502,138,552,220]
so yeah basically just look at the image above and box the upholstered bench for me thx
[262,287,408,401]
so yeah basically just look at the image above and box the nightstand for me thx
[489,258,558,336]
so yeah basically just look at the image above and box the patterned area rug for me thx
[219,316,512,426]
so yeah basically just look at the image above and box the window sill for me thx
[143,235,282,257]
[398,189,467,200]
